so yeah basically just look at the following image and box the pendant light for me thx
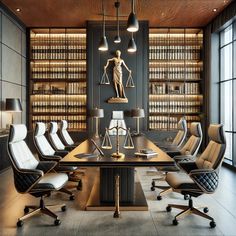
[114,0,121,43]
[127,33,137,53]
[98,1,108,51]
[127,0,139,32]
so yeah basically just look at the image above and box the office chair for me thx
[59,120,80,148]
[151,122,202,200]
[48,121,74,152]
[108,111,127,135]
[7,124,68,227]
[34,122,82,191]
[155,117,187,150]
[165,124,226,228]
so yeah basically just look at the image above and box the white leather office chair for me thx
[108,111,127,135]
[8,124,68,227]
[34,122,83,191]
[59,120,80,147]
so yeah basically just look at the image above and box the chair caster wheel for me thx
[210,221,216,228]
[70,195,75,201]
[61,205,66,212]
[203,207,209,213]
[166,206,172,212]
[17,220,23,227]
[173,219,178,225]
[184,194,189,200]
[157,195,162,200]
[150,186,155,191]
[24,207,29,214]
[54,219,61,226]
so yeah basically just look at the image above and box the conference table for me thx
[60,135,175,212]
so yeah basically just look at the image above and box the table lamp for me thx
[5,98,23,125]
[131,108,145,135]
[90,108,104,137]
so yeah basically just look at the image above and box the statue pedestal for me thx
[107,97,128,104]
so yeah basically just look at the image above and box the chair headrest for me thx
[35,122,46,137]
[49,122,58,134]
[112,111,124,120]
[9,124,27,143]
[60,120,68,130]
[190,122,202,138]
[177,118,187,131]
[208,124,226,144]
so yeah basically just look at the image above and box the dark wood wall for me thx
[87,21,148,135]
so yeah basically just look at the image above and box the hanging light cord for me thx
[102,0,105,37]
[116,1,120,37]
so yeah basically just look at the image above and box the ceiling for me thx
[1,0,233,28]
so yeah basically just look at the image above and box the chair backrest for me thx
[172,118,187,147]
[8,124,39,170]
[196,124,226,170]
[109,111,127,135]
[59,120,74,146]
[48,122,65,151]
[180,122,202,157]
[34,122,56,156]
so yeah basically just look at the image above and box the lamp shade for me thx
[131,108,145,118]
[127,37,137,53]
[5,98,22,112]
[90,108,104,118]
[127,12,139,32]
[98,36,108,51]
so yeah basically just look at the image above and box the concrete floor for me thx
[0,166,236,236]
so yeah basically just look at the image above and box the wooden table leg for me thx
[113,174,121,218]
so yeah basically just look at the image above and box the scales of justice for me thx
[100,50,135,103]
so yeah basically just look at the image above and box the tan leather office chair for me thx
[151,122,203,200]
[8,124,68,227]
[165,124,226,228]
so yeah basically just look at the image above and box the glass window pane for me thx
[220,81,232,131]
[220,44,232,81]
[234,80,236,132]
[224,132,233,161]
[220,25,232,47]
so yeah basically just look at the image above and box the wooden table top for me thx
[60,135,175,167]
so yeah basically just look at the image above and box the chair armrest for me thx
[174,155,195,163]
[36,161,57,173]
[189,168,219,193]
[177,161,198,174]
[65,146,75,151]
[40,155,61,162]
[13,168,43,193]
[55,150,69,157]
[166,150,181,158]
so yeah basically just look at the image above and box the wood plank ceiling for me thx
[1,0,233,27]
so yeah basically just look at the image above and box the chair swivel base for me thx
[59,187,75,200]
[17,197,66,227]
[166,198,216,228]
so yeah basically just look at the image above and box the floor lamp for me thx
[5,98,23,125]
[90,108,104,138]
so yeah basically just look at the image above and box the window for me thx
[219,24,235,166]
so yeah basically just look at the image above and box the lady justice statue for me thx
[102,50,134,103]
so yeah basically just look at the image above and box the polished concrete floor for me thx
[0,166,236,236]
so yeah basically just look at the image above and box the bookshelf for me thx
[29,28,87,131]
[148,28,203,130]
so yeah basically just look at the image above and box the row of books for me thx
[149,115,201,130]
[149,67,202,80]
[149,82,200,95]
[32,116,86,130]
[149,45,202,60]
[31,67,86,80]
[33,82,86,95]
[32,101,86,113]
[149,101,202,113]
[31,45,86,60]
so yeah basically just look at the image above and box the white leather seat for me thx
[108,111,127,135]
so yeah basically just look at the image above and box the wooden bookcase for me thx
[148,28,203,130]
[29,28,87,131]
